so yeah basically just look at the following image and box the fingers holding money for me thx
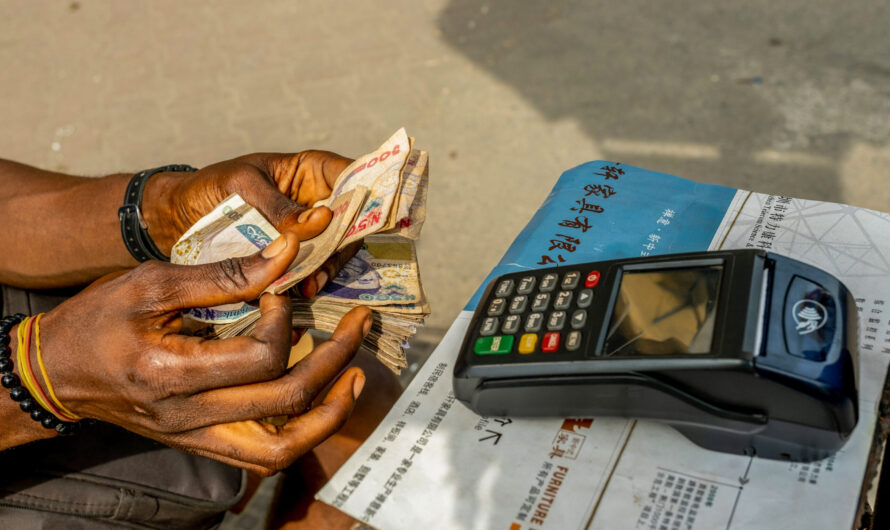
[298,239,364,298]
[245,150,351,238]
[224,164,333,241]
[181,306,372,428]
[162,292,295,393]
[142,231,300,312]
[155,153,339,249]
[170,367,365,476]
[269,150,353,207]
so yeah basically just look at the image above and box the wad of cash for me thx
[171,129,430,374]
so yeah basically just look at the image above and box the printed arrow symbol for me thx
[479,429,502,445]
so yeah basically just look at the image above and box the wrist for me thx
[31,311,84,420]
[0,322,58,450]
[141,171,182,256]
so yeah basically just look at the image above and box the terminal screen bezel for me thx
[594,257,732,359]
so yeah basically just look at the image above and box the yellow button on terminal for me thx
[518,333,538,354]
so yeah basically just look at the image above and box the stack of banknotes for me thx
[171,129,430,374]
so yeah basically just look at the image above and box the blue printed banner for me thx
[465,161,737,310]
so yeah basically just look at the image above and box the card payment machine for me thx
[453,249,858,462]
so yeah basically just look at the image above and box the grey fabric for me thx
[0,285,246,528]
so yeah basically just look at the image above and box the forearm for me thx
[0,160,148,288]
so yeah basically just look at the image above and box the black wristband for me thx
[118,164,198,262]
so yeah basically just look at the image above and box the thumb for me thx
[148,231,301,311]
[238,177,332,240]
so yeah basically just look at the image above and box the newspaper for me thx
[317,162,890,529]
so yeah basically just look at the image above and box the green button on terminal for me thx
[474,335,514,355]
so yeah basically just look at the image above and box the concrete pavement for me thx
[1,0,887,364]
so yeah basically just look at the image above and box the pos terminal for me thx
[453,249,859,462]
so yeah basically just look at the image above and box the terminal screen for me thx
[603,265,723,356]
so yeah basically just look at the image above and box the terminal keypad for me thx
[472,269,600,357]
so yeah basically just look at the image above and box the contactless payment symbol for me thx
[792,300,828,335]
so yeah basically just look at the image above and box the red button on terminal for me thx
[585,270,601,288]
[542,332,561,352]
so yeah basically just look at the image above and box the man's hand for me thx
[35,232,370,475]
[143,150,356,296]
[0,153,356,290]
[143,151,352,250]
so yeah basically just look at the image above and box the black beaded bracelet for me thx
[0,314,81,436]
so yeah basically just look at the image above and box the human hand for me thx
[36,232,371,475]
[142,150,356,296]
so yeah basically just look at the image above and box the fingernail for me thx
[261,235,288,258]
[362,313,373,336]
[300,278,317,299]
[297,207,316,224]
[352,372,366,399]
[314,271,328,293]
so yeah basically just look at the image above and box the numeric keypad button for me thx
[554,291,573,310]
[502,315,521,334]
[542,332,561,352]
[561,271,581,290]
[517,276,536,295]
[548,311,566,330]
[487,298,506,316]
[495,279,515,298]
[509,295,528,314]
[474,335,514,355]
[566,331,582,351]
[576,289,593,308]
[532,293,550,312]
[571,310,587,329]
[518,333,538,354]
[525,313,544,332]
[480,317,499,336]
[539,273,558,292]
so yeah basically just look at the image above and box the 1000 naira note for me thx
[319,128,411,247]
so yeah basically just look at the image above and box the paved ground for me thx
[3,0,889,339]
[1,1,888,526]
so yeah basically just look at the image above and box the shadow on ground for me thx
[438,0,890,203]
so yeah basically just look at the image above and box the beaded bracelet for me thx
[0,314,80,435]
